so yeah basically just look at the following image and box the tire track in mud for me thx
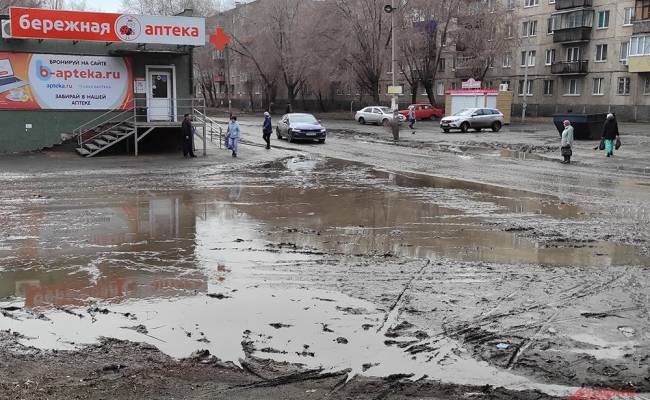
[440,271,629,344]
[376,259,431,335]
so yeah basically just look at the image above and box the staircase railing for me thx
[73,99,135,146]
[75,97,216,155]
[193,109,225,149]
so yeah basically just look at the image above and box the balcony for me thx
[551,60,589,75]
[553,26,592,43]
[555,0,593,10]
[633,19,650,35]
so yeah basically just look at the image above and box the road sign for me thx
[387,85,403,95]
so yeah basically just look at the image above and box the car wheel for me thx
[358,117,365,125]
[443,129,450,133]
[460,122,470,133]
[491,121,502,132]
[318,139,325,144]
[288,132,295,143]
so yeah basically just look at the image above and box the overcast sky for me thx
[92,0,122,12]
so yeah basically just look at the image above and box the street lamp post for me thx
[385,2,399,141]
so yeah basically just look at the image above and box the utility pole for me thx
[521,48,528,122]
[391,0,397,112]
[385,1,399,141]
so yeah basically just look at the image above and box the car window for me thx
[423,105,431,110]
[473,109,485,116]
[378,107,391,114]
[372,108,382,114]
[291,114,318,123]
[362,107,371,113]
[454,109,473,116]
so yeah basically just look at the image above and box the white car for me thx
[355,106,406,125]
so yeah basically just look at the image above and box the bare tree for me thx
[454,0,511,83]
[334,0,391,104]
[0,0,42,11]
[398,0,462,106]
[223,4,281,112]
[121,0,217,16]
[259,0,313,109]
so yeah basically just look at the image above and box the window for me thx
[564,78,580,95]
[503,52,512,67]
[438,58,446,72]
[597,10,610,29]
[524,0,538,7]
[567,47,581,61]
[506,0,515,10]
[543,80,554,95]
[644,77,650,95]
[505,23,514,38]
[592,77,604,95]
[595,44,608,62]
[436,82,445,96]
[545,49,556,65]
[617,77,631,95]
[630,35,650,56]
[522,20,538,36]
[547,17,555,34]
[624,7,635,26]
[528,50,536,66]
[639,0,650,21]
[501,80,511,90]
[549,0,555,3]
[518,79,533,96]
[620,41,630,62]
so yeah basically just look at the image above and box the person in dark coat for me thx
[181,113,196,158]
[602,113,619,158]
[262,111,272,149]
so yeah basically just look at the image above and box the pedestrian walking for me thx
[561,119,574,164]
[602,113,620,158]
[181,113,196,158]
[408,105,416,134]
[262,111,272,150]
[228,115,241,158]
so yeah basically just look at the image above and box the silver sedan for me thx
[355,106,406,125]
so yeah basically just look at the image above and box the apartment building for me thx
[495,0,643,120]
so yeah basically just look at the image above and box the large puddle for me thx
[1,155,648,396]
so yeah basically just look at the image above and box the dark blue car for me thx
[276,113,327,143]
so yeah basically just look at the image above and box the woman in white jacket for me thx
[561,119,574,164]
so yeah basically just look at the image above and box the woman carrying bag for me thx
[602,113,620,158]
[561,119,574,164]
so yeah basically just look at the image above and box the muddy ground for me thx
[0,119,649,399]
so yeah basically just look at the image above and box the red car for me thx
[399,104,444,120]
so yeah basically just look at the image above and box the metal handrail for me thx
[76,97,209,154]
[73,97,134,137]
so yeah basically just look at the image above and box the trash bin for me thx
[552,113,606,140]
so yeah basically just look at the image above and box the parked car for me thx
[440,108,504,133]
[276,113,327,143]
[355,106,406,125]
[399,103,444,120]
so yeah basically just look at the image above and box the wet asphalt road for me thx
[1,117,649,398]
